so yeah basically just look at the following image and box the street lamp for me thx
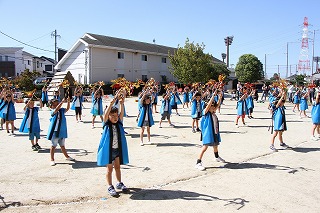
[221,53,226,63]
[224,36,234,67]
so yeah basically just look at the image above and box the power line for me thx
[0,30,54,53]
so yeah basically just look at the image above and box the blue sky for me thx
[1,0,319,79]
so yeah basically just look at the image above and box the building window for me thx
[118,74,124,78]
[45,65,53,71]
[142,75,148,81]
[37,61,39,68]
[0,56,2,61]
[40,63,42,67]
[141,55,147,61]
[5,56,8,61]
[27,60,30,65]
[118,52,124,59]
[162,57,167,63]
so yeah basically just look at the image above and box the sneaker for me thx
[35,143,41,149]
[116,182,129,192]
[108,185,118,197]
[159,125,162,128]
[92,125,95,129]
[145,141,152,145]
[269,145,278,152]
[215,157,226,163]
[196,128,201,132]
[169,124,175,127]
[66,157,75,161]
[192,128,196,133]
[280,143,289,149]
[195,162,206,171]
[177,113,180,116]
[32,145,39,151]
[50,161,56,166]
[310,136,318,141]
[140,142,144,146]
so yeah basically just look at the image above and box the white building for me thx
[55,33,178,84]
[0,47,24,77]
[22,51,55,76]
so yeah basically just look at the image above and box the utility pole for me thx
[286,42,289,78]
[51,30,61,63]
[264,54,267,79]
[224,36,234,67]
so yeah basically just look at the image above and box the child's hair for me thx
[110,107,119,114]
[211,100,219,108]
[195,92,201,97]
[49,98,58,107]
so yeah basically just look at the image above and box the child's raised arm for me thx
[103,96,118,123]
[204,90,217,114]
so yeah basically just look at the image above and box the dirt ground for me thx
[0,95,319,212]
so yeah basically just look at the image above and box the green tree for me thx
[210,63,230,81]
[13,69,41,91]
[168,38,213,83]
[295,74,306,85]
[235,54,264,83]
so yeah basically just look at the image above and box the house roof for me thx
[82,33,177,55]
[40,56,56,64]
[0,47,23,53]
[22,51,35,58]
[56,33,224,69]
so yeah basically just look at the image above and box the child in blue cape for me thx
[151,87,159,113]
[170,86,182,116]
[91,88,104,128]
[40,86,49,109]
[19,99,41,151]
[159,91,174,128]
[246,89,255,119]
[0,91,16,135]
[97,92,129,197]
[235,88,248,127]
[195,91,225,171]
[71,86,84,122]
[292,89,301,112]
[0,88,7,130]
[53,90,61,103]
[299,91,309,118]
[270,92,290,152]
[137,90,154,146]
[182,86,190,109]
[191,92,204,133]
[47,97,74,166]
[310,91,320,141]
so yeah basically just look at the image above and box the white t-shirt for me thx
[164,100,169,111]
[112,125,119,149]
[27,108,33,128]
[75,97,80,107]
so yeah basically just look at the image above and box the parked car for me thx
[33,77,52,85]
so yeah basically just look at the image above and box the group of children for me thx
[1,81,320,197]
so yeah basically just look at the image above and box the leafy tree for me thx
[210,63,230,81]
[13,69,41,91]
[295,74,306,85]
[235,54,264,83]
[269,73,280,81]
[168,38,213,83]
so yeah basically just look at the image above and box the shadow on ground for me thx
[218,162,314,174]
[0,195,22,210]
[129,188,249,210]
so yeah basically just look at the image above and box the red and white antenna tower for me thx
[298,17,311,75]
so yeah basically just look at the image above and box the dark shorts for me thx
[75,107,82,115]
[171,104,178,109]
[42,101,48,105]
[161,111,170,120]
[111,148,120,162]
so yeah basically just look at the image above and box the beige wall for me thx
[91,47,176,83]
